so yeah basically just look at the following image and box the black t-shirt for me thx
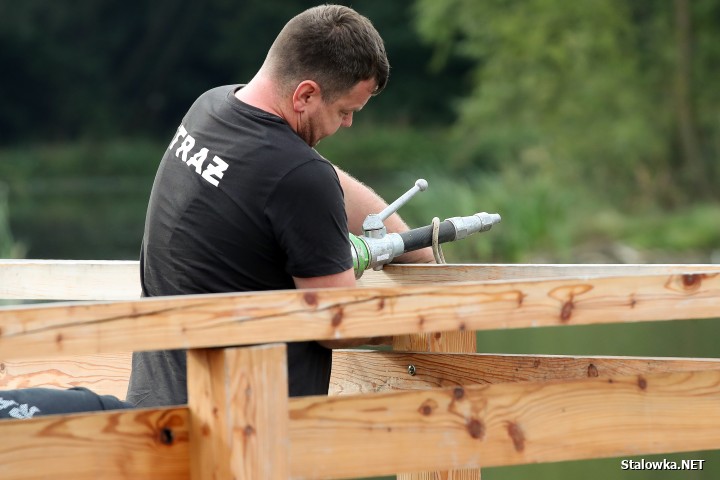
[126,85,352,407]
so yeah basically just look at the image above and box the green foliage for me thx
[414,0,720,202]
[0,141,160,259]
[0,1,469,143]
[382,168,580,263]
[4,135,718,263]
[0,139,164,182]
[317,125,451,176]
[0,183,25,259]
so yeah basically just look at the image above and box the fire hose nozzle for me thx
[446,212,502,240]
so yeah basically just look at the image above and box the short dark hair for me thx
[266,5,389,101]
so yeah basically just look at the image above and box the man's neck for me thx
[235,75,292,123]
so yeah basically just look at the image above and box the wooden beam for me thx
[6,351,715,410]
[364,263,720,285]
[330,351,720,394]
[3,369,720,479]
[0,407,189,480]
[3,260,720,300]
[0,260,140,300]
[290,369,720,479]
[1,272,719,360]
[187,344,289,480]
[393,329,479,480]
[0,352,131,399]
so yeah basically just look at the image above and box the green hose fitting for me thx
[349,233,371,279]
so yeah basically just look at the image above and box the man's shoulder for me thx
[277,150,337,183]
[198,84,238,101]
[184,85,234,112]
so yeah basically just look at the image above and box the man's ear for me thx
[292,80,322,112]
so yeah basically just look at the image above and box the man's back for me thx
[127,85,353,407]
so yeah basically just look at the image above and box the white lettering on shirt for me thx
[168,125,188,150]
[201,156,229,187]
[175,134,196,162]
[168,123,229,188]
[186,148,208,174]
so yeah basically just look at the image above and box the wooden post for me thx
[187,343,289,480]
[394,331,481,480]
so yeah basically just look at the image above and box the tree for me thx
[414,0,720,203]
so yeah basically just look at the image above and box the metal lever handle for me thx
[362,179,428,234]
[377,179,428,221]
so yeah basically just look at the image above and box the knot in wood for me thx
[466,418,485,439]
[507,422,525,452]
[453,387,465,400]
[159,428,174,445]
[418,398,437,416]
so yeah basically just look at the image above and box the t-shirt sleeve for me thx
[265,159,352,278]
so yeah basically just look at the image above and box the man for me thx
[126,4,432,408]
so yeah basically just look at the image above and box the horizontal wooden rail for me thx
[0,353,131,399]
[1,272,719,360]
[3,260,720,300]
[0,407,189,480]
[0,260,140,300]
[363,263,720,285]
[330,351,720,394]
[3,368,720,479]
[292,369,720,479]
[5,350,717,402]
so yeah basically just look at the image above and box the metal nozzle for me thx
[446,212,502,240]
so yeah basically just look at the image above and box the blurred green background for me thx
[1,1,719,478]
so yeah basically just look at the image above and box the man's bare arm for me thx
[334,165,435,264]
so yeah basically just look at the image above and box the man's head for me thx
[266,5,389,103]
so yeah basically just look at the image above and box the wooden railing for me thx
[1,261,719,479]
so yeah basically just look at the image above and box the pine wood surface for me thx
[393,329,480,480]
[3,260,720,300]
[4,349,715,405]
[0,352,131,399]
[2,262,719,479]
[0,407,189,480]
[0,260,140,300]
[290,369,720,479]
[370,263,720,285]
[330,351,720,394]
[1,272,718,360]
[2,368,719,479]
[188,344,289,480]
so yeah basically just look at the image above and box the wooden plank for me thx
[0,353,131,399]
[330,351,720,394]
[3,260,720,300]
[289,369,720,479]
[1,272,719,360]
[187,344,289,480]
[3,369,720,479]
[0,260,140,300]
[0,407,189,480]
[393,330,480,480]
[363,263,720,285]
[6,350,715,408]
